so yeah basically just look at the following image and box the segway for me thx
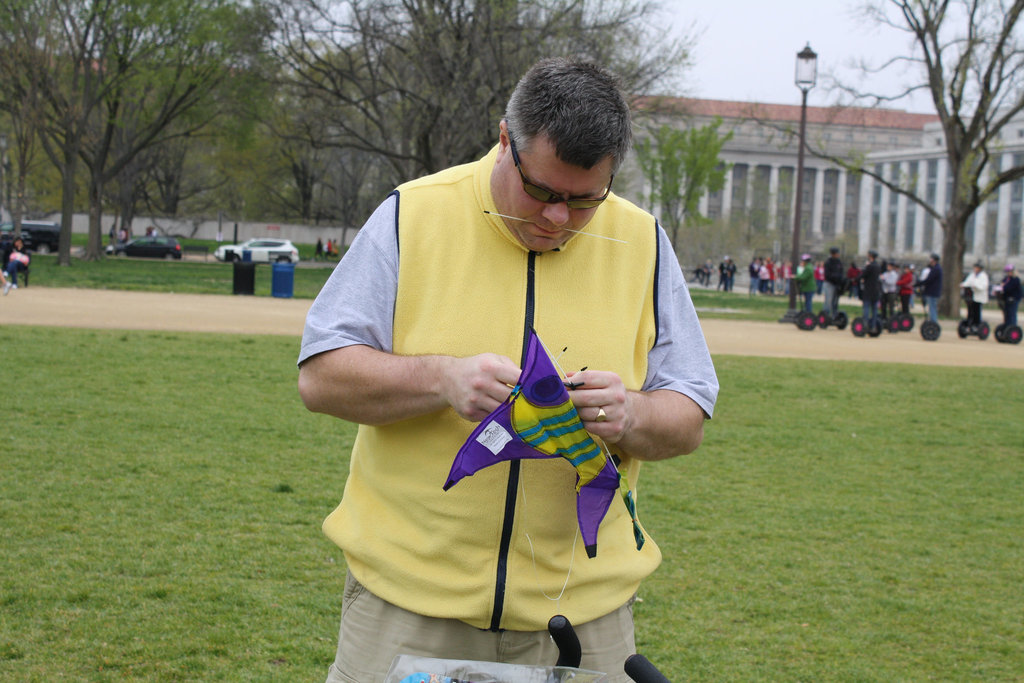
[920,319,942,341]
[816,309,849,330]
[957,286,990,340]
[995,323,1023,344]
[957,319,990,340]
[992,289,1023,344]
[795,310,817,330]
[850,316,882,337]
[896,312,915,332]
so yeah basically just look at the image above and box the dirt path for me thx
[2,287,1022,369]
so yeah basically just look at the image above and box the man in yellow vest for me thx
[298,57,719,681]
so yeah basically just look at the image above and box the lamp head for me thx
[795,44,818,92]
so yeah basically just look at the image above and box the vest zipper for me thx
[489,250,538,631]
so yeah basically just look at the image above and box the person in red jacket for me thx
[847,261,862,300]
[897,263,915,315]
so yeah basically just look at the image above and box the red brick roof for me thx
[635,96,939,130]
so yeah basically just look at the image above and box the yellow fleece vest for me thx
[323,146,663,631]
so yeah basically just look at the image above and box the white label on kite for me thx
[476,422,513,454]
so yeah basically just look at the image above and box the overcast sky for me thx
[662,0,935,113]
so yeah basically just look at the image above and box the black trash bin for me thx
[233,261,255,295]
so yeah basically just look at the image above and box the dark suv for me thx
[0,221,61,253]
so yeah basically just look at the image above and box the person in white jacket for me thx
[961,261,990,327]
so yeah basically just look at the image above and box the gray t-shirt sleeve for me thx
[642,226,719,418]
[298,194,399,366]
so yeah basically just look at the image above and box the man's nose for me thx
[541,201,570,226]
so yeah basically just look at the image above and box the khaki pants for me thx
[326,571,637,683]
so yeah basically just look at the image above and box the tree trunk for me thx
[58,144,77,267]
[85,175,105,261]
[939,214,968,318]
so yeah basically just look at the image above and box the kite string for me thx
[519,473,578,607]
[534,333,570,380]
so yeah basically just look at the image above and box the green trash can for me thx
[233,261,255,295]
[271,262,295,298]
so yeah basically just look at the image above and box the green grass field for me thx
[1,321,1021,681]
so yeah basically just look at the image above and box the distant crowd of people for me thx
[313,238,341,261]
[689,249,1021,332]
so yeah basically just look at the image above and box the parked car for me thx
[106,235,183,259]
[0,221,61,254]
[214,238,300,263]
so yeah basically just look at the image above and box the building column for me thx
[893,161,909,256]
[835,167,847,241]
[768,164,780,231]
[972,190,988,258]
[722,166,734,220]
[857,171,873,254]
[745,165,755,214]
[912,164,927,254]
[996,153,1012,260]
[933,159,948,254]
[877,179,891,254]
[811,167,825,238]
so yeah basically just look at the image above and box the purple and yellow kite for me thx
[444,330,644,558]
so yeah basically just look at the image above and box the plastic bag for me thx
[385,654,606,683]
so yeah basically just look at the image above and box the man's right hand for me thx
[299,345,520,426]
[439,353,521,422]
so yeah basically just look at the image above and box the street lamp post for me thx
[780,44,818,323]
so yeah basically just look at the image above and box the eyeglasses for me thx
[508,135,613,210]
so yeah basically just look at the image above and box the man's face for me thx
[491,121,615,252]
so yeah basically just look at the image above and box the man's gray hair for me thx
[504,57,632,174]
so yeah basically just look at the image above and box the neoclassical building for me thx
[632,97,1024,263]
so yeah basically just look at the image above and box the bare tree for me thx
[823,0,1024,316]
[271,0,693,187]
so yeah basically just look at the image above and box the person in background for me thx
[995,264,1021,328]
[880,260,899,325]
[749,256,761,296]
[794,253,816,313]
[822,247,845,320]
[960,261,990,327]
[3,236,30,295]
[897,263,915,316]
[860,250,882,329]
[919,253,943,323]
[720,256,736,291]
[846,260,862,301]
[765,257,776,294]
[297,57,719,681]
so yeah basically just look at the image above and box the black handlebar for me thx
[547,615,582,668]
[546,615,670,681]
[624,653,671,682]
